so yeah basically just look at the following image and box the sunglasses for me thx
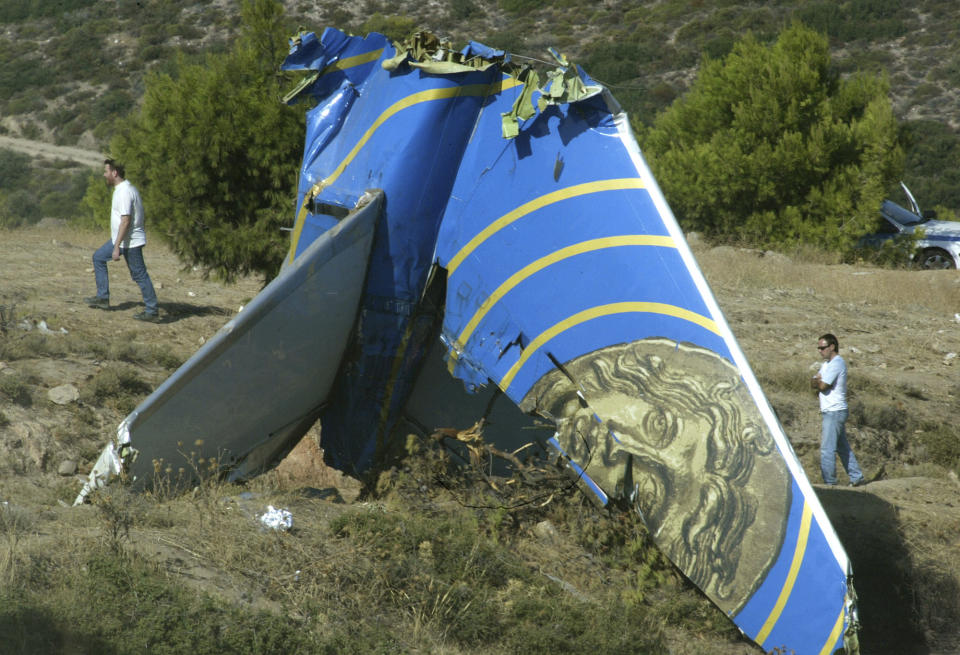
[817,345,830,350]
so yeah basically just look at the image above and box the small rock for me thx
[48,384,79,405]
[944,352,957,366]
[532,519,559,542]
[58,460,78,476]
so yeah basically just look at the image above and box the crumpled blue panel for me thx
[281,28,503,471]
[459,40,506,61]
[283,28,388,101]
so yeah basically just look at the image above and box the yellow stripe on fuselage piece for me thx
[446,177,647,275]
[818,606,847,655]
[450,235,677,365]
[496,301,720,392]
[319,48,384,76]
[754,501,814,646]
[286,76,524,263]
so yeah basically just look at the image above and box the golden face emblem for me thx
[521,338,790,612]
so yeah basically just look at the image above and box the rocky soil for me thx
[2,223,960,654]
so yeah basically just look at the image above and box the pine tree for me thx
[98,0,303,282]
[642,22,903,253]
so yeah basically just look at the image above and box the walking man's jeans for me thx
[820,409,863,485]
[92,240,158,314]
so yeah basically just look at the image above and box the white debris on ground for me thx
[16,318,68,334]
[259,505,293,531]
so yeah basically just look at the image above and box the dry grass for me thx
[0,446,695,654]
[693,242,960,310]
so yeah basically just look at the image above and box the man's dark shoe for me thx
[133,311,161,323]
[850,478,867,487]
[84,296,109,309]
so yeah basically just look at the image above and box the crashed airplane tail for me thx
[80,26,859,654]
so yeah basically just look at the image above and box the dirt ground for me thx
[2,223,960,654]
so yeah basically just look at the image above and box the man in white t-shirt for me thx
[84,159,159,322]
[811,333,864,486]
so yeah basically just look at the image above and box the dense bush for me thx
[897,119,960,211]
[581,28,673,85]
[642,23,903,253]
[792,0,913,43]
[0,0,97,22]
[0,150,92,228]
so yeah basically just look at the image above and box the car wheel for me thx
[917,248,956,270]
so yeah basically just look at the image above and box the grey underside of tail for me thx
[122,191,382,489]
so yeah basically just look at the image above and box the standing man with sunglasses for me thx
[812,333,865,486]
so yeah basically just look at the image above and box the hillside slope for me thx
[4,1,960,140]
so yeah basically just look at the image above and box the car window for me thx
[882,200,926,226]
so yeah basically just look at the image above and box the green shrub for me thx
[582,29,673,84]
[499,0,542,13]
[328,501,669,653]
[107,340,182,369]
[793,0,911,43]
[918,423,960,469]
[0,0,97,22]
[0,544,323,655]
[853,232,919,268]
[449,0,482,20]
[37,170,92,220]
[79,364,152,412]
[0,372,32,407]
[4,94,46,116]
[849,398,909,432]
[0,149,31,193]
[898,119,960,211]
